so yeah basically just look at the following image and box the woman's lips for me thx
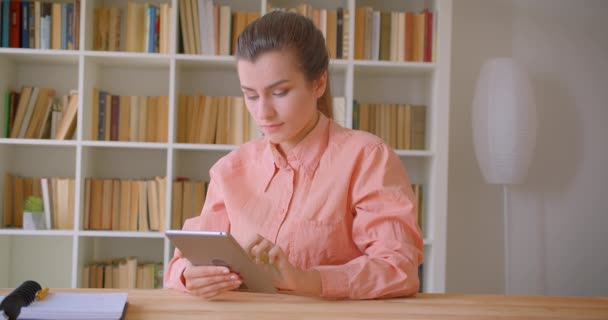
[261,123,283,133]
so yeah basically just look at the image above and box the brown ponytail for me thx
[236,11,333,119]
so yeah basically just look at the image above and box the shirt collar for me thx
[261,112,330,191]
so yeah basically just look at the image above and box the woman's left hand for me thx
[245,234,322,295]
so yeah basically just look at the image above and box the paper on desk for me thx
[0,292,127,320]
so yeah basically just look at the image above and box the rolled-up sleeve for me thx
[164,175,231,291]
[314,142,423,299]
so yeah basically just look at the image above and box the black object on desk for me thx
[0,280,42,320]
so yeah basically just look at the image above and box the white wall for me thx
[448,0,608,296]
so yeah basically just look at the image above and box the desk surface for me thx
[2,289,607,319]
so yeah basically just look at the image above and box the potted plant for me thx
[22,196,47,230]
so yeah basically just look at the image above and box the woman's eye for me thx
[273,90,288,97]
[245,95,259,101]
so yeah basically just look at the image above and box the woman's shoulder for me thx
[328,121,386,153]
[211,137,267,173]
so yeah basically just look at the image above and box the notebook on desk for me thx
[0,292,128,320]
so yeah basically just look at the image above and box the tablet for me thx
[165,230,277,294]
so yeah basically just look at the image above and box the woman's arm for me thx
[164,177,231,292]
[313,142,424,299]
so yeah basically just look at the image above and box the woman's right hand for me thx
[182,265,242,298]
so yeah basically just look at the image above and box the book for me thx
[0,292,128,320]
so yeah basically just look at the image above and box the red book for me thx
[423,9,433,62]
[9,0,21,48]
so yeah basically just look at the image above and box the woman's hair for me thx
[236,11,333,119]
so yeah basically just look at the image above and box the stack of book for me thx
[4,87,78,140]
[177,0,260,55]
[92,2,173,53]
[353,102,426,150]
[83,177,167,232]
[83,257,163,289]
[0,0,81,50]
[170,178,207,230]
[3,174,75,230]
[354,6,436,62]
[267,4,350,60]
[91,89,168,143]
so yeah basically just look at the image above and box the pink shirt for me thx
[164,113,423,299]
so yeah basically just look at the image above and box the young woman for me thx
[164,11,423,300]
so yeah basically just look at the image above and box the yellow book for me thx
[4,174,13,227]
[171,181,183,230]
[119,179,131,231]
[138,180,149,231]
[147,180,159,231]
[129,180,139,231]
[91,88,99,140]
[83,178,91,230]
[111,179,120,231]
[119,96,131,142]
[101,179,113,230]
[177,95,188,143]
[157,96,169,143]
[89,178,104,230]
[146,96,158,142]
[138,96,148,142]
[51,3,62,49]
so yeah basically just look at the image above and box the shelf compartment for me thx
[172,149,228,182]
[81,147,167,180]
[0,54,79,133]
[83,0,174,53]
[0,144,76,178]
[0,234,73,288]
[353,72,432,105]
[76,236,164,288]
[82,56,170,142]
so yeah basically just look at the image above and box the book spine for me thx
[66,3,73,49]
[61,3,67,49]
[424,10,433,62]
[1,0,9,47]
[148,6,156,53]
[20,0,28,48]
[98,91,107,141]
[336,8,343,59]
[110,95,119,141]
[28,0,33,48]
[9,0,20,48]
[3,91,10,138]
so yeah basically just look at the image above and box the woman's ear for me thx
[313,71,328,98]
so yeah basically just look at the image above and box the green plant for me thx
[24,196,44,212]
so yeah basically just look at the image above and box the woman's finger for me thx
[267,244,284,266]
[192,277,242,298]
[185,273,240,291]
[250,239,274,262]
[183,265,230,279]
[243,234,264,253]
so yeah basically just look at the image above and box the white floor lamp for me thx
[472,58,537,294]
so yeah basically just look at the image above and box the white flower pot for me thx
[23,211,47,230]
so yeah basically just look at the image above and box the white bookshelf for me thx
[0,0,451,293]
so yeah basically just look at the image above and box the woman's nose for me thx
[256,97,275,120]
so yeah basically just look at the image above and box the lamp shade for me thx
[472,58,537,185]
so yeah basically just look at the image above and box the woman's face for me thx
[237,50,326,153]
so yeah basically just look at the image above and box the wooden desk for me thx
[2,289,607,319]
